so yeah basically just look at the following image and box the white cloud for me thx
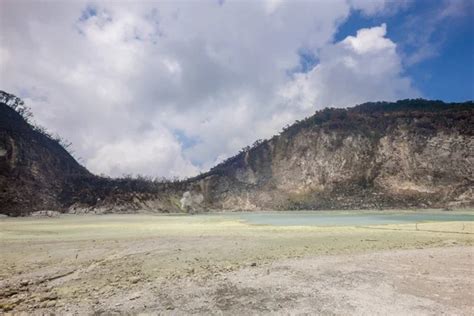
[279,24,417,111]
[87,129,198,178]
[342,23,394,54]
[0,0,417,178]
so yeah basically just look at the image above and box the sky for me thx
[0,0,473,179]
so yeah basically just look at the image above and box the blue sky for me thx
[335,0,474,102]
[1,0,473,178]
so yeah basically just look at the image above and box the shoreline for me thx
[2,207,473,219]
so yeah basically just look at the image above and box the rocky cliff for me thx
[189,100,474,211]
[0,92,473,215]
[0,95,91,215]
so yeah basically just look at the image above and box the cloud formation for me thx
[281,23,416,111]
[0,0,418,178]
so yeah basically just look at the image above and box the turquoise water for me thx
[207,211,474,226]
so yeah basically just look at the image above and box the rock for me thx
[47,293,58,300]
[0,302,15,311]
[130,276,141,284]
[2,289,18,297]
[129,293,141,300]
[45,300,56,308]
[31,211,60,217]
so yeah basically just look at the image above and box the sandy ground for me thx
[0,214,473,315]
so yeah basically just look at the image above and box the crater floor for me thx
[0,213,473,314]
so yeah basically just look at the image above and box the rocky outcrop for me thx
[187,100,474,210]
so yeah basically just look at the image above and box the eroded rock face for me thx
[190,100,474,210]
[373,129,473,206]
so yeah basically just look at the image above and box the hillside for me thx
[189,100,473,210]
[0,92,473,215]
[0,94,90,215]
[0,91,188,216]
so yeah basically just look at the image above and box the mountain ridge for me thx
[0,91,473,216]
[186,99,473,211]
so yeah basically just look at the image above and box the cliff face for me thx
[189,101,474,210]
[0,102,91,215]
[0,96,473,215]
